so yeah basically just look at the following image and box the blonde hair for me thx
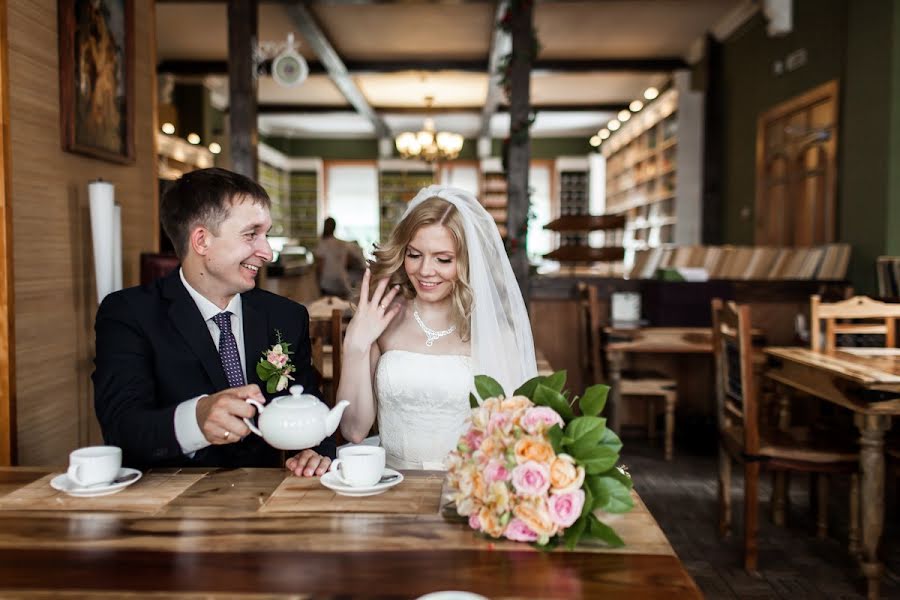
[368,197,473,341]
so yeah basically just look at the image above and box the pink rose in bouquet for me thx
[446,372,633,549]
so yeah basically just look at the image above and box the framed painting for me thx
[58,0,134,164]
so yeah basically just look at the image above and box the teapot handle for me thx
[243,399,265,437]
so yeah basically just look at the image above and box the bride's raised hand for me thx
[343,269,402,353]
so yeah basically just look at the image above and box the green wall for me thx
[718,0,900,292]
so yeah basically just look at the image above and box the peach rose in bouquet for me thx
[446,371,633,549]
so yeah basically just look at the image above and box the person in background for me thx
[314,217,366,299]
[93,167,334,476]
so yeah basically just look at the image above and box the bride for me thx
[338,185,537,469]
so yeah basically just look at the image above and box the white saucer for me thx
[50,468,142,497]
[320,468,404,497]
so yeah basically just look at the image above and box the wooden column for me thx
[228,0,258,179]
[505,1,534,301]
[0,0,16,465]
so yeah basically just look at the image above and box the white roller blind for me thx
[325,164,379,256]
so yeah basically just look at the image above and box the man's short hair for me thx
[160,167,270,259]
[323,217,336,237]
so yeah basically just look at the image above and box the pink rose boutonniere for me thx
[255,330,295,393]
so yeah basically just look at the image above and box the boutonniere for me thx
[256,330,295,393]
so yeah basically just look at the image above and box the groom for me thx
[92,168,334,475]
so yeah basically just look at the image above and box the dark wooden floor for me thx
[623,435,900,599]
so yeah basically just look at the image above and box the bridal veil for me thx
[403,185,538,396]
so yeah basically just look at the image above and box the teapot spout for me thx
[326,400,350,436]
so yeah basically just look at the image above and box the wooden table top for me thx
[605,327,714,354]
[0,467,701,599]
[765,346,900,389]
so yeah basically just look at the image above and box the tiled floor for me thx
[623,437,900,599]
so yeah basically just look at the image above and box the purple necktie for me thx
[212,312,245,388]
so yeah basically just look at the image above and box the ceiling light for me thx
[161,122,175,135]
[187,133,200,145]
[643,87,659,100]
[618,110,631,122]
[599,128,610,139]
[608,120,620,131]
[589,135,601,147]
[394,96,463,163]
[209,142,222,154]
[629,100,644,112]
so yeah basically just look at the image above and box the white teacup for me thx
[67,446,121,488]
[329,445,385,487]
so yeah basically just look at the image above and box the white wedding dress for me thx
[375,350,472,470]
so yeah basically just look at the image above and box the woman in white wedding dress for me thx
[337,186,537,470]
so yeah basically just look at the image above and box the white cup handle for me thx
[243,398,265,437]
[329,458,349,484]
[67,464,85,487]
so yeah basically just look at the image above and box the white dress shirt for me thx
[173,268,247,454]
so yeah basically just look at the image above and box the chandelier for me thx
[394,96,464,163]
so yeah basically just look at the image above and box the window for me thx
[325,163,379,257]
[527,164,552,263]
[440,164,479,196]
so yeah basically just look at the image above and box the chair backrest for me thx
[711,298,760,453]
[577,282,607,384]
[810,294,900,352]
[308,308,344,406]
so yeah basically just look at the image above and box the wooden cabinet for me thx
[601,72,702,266]
[479,158,508,239]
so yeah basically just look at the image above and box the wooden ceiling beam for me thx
[257,103,628,114]
[283,4,390,137]
[478,1,510,144]
[156,57,684,76]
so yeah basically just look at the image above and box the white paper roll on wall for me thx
[89,180,123,304]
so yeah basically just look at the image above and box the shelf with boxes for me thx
[377,160,435,243]
[601,72,702,266]
[258,145,323,248]
[479,158,508,239]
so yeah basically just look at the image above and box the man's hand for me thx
[286,449,332,477]
[196,384,265,444]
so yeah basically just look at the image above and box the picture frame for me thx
[58,0,134,164]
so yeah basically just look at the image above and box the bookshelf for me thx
[480,158,508,239]
[377,160,434,243]
[288,170,320,248]
[258,145,324,248]
[258,161,290,237]
[601,71,702,266]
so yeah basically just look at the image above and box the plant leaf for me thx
[601,465,633,490]
[474,375,505,401]
[586,474,634,513]
[564,416,606,455]
[563,515,587,550]
[265,376,278,394]
[514,375,545,399]
[533,384,574,421]
[578,384,610,417]
[581,485,595,519]
[543,369,567,393]
[256,363,275,380]
[597,427,623,454]
[586,514,624,548]
[575,445,618,474]
[547,424,564,454]
[469,392,480,409]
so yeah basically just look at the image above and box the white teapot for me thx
[243,385,349,450]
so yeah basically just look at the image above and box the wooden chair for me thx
[579,283,678,460]
[309,308,344,407]
[712,299,859,571]
[810,294,900,352]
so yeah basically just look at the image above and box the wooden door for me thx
[755,80,839,246]
[0,1,16,466]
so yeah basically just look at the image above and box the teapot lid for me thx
[273,385,320,408]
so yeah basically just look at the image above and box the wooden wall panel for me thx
[7,1,158,464]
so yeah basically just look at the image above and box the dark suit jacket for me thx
[92,269,336,469]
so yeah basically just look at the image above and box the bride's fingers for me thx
[359,269,371,307]
[369,276,391,310]
[379,284,402,314]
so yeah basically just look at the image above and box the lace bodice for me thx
[375,350,472,470]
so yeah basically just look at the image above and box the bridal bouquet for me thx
[445,371,632,549]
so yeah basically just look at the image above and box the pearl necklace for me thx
[413,301,456,347]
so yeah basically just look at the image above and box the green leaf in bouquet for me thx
[474,375,505,401]
[601,465,633,490]
[533,384,574,421]
[547,424,564,454]
[564,416,606,455]
[598,427,623,454]
[563,515,587,550]
[587,474,634,513]
[469,392,480,409]
[587,514,625,548]
[543,370,567,393]
[578,384,610,417]
[265,376,279,394]
[513,375,544,399]
[575,445,618,474]
[256,362,276,380]
[581,486,595,519]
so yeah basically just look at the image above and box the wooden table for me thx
[765,346,900,600]
[605,327,714,432]
[0,467,701,599]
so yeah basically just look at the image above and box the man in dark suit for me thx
[93,168,334,475]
